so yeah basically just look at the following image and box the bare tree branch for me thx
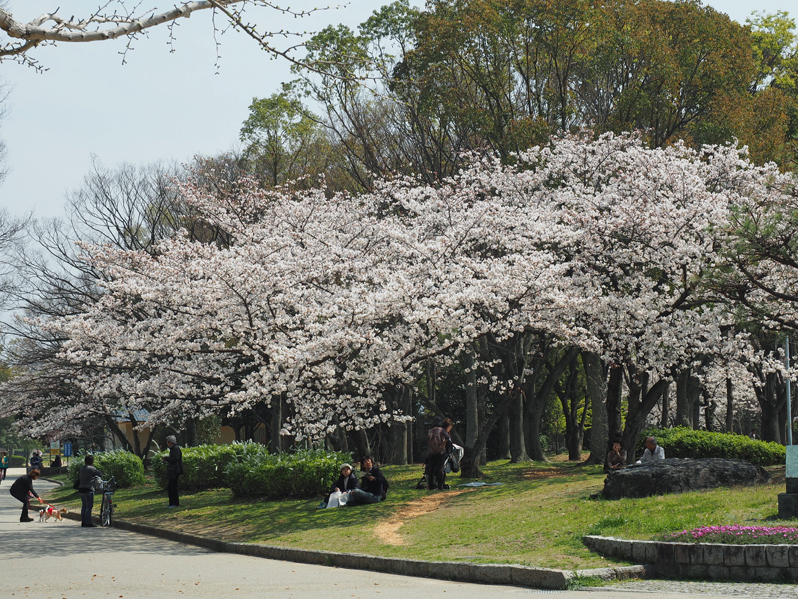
[0,1,336,67]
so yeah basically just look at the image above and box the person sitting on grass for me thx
[321,463,360,508]
[636,436,665,464]
[347,457,388,506]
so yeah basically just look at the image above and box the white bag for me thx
[326,490,349,508]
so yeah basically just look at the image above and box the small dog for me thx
[39,504,68,522]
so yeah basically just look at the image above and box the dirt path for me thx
[374,490,467,545]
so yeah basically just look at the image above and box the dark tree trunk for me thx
[497,411,511,460]
[270,395,288,453]
[726,377,734,433]
[464,347,479,462]
[103,415,132,452]
[606,366,624,445]
[621,372,669,463]
[523,344,580,462]
[186,417,198,447]
[675,368,701,428]
[660,384,670,428]
[509,388,529,463]
[583,351,609,466]
[388,385,410,465]
[555,357,586,461]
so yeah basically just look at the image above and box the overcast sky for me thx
[0,0,794,221]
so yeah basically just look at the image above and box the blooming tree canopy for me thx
[3,133,795,444]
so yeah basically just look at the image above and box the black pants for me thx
[426,453,447,490]
[12,493,30,521]
[167,477,180,506]
[80,491,95,526]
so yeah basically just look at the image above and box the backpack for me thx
[428,426,447,454]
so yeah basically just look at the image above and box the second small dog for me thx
[39,504,68,522]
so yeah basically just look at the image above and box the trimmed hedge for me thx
[151,442,263,491]
[68,449,145,488]
[640,427,785,466]
[9,455,25,467]
[226,448,353,499]
[150,442,353,499]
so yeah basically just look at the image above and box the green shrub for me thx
[226,448,354,499]
[151,442,263,490]
[9,455,25,467]
[640,427,785,466]
[67,450,145,488]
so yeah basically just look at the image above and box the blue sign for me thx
[63,442,72,457]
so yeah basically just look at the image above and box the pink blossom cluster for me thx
[669,525,798,542]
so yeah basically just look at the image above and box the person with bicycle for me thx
[78,454,102,528]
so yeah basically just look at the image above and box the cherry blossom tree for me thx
[3,132,796,458]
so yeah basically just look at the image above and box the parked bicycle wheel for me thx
[101,494,112,526]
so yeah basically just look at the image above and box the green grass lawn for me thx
[44,456,789,570]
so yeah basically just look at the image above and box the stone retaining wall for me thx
[583,535,798,582]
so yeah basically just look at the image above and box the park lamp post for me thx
[779,336,797,518]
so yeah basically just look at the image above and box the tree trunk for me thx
[556,358,586,461]
[509,388,529,462]
[675,368,692,427]
[464,347,479,461]
[270,395,285,453]
[622,374,669,463]
[583,351,609,466]
[726,377,734,433]
[660,383,670,428]
[185,417,198,447]
[388,386,409,465]
[497,411,511,460]
[606,366,624,444]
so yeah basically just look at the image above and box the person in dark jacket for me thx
[162,435,183,508]
[331,463,359,494]
[347,457,388,506]
[9,469,44,522]
[78,454,103,527]
[321,463,360,507]
[426,418,453,490]
[29,450,43,473]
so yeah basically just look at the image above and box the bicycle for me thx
[97,476,116,527]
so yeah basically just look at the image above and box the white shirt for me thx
[636,445,665,464]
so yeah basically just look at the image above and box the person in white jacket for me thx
[636,436,665,464]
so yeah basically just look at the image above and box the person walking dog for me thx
[10,469,44,522]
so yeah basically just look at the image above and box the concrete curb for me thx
[58,510,644,589]
[584,535,798,582]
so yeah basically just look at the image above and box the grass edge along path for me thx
[42,457,789,572]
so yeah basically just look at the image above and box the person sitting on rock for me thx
[636,436,665,464]
[605,439,627,472]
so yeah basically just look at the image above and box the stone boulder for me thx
[601,458,770,500]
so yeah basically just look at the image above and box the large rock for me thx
[601,458,770,500]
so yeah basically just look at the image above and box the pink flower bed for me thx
[664,525,798,544]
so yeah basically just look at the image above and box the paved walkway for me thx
[2,471,796,598]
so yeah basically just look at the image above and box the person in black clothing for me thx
[78,454,103,527]
[9,469,44,522]
[348,457,388,506]
[162,435,183,508]
[29,450,43,473]
[426,418,453,490]
[321,463,360,507]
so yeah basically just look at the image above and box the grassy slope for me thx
[44,456,787,570]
